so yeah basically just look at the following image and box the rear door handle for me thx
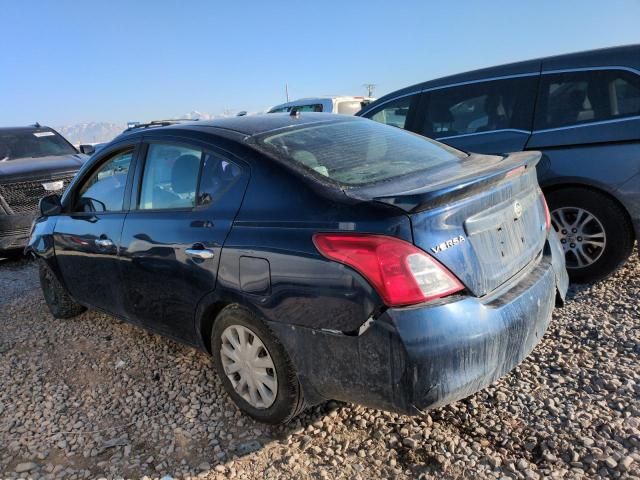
[185,248,215,259]
[94,238,114,248]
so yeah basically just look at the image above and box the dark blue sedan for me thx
[28,113,568,424]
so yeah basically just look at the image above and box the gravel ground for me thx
[0,252,639,480]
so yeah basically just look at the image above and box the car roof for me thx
[363,44,640,111]
[0,125,54,134]
[122,112,361,138]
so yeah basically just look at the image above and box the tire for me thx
[211,305,305,424]
[38,260,86,319]
[545,187,634,283]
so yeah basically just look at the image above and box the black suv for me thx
[0,125,88,251]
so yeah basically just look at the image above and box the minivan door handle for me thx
[185,246,215,260]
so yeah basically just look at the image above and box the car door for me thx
[416,76,539,155]
[53,143,137,315]
[119,137,249,344]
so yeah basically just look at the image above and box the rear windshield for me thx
[254,120,466,186]
[0,130,76,161]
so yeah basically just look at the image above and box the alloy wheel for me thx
[220,324,278,409]
[551,207,606,269]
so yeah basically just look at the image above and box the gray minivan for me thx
[358,45,640,282]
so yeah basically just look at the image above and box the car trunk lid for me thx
[346,151,548,297]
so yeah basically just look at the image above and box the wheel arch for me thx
[541,182,636,242]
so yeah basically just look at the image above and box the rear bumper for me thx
[0,214,35,250]
[268,237,568,414]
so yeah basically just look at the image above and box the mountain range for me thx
[56,110,237,145]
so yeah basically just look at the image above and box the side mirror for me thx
[39,194,62,217]
[79,144,95,155]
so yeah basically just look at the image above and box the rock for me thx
[402,437,418,449]
[604,457,617,469]
[15,462,38,473]
[618,455,634,472]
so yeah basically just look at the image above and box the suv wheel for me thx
[39,260,86,318]
[546,188,634,283]
[211,305,305,424]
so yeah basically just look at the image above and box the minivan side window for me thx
[138,143,241,210]
[75,148,133,212]
[367,95,415,129]
[535,69,640,130]
[421,77,537,139]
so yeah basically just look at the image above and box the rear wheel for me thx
[39,260,86,319]
[546,187,634,283]
[211,305,305,424]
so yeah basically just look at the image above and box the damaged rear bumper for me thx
[268,238,568,414]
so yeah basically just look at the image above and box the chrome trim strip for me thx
[436,129,531,140]
[532,114,640,134]
[542,65,640,76]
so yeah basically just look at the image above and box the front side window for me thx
[75,149,133,212]
[366,96,413,129]
[422,77,537,138]
[255,119,466,186]
[535,69,640,129]
[269,106,291,113]
[139,143,242,210]
[292,104,323,113]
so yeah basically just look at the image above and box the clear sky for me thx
[2,0,639,126]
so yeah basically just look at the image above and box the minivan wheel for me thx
[38,260,86,319]
[211,306,305,424]
[546,188,634,283]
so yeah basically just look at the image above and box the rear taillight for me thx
[540,192,551,232]
[313,233,464,307]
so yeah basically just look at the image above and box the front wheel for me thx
[39,260,86,319]
[546,188,634,283]
[211,305,305,424]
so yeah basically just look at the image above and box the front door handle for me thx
[94,238,114,248]
[185,248,215,259]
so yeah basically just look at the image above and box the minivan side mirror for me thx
[39,194,62,217]
[79,144,95,155]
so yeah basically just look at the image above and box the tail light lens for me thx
[313,233,464,307]
[539,191,551,232]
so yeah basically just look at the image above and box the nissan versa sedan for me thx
[28,114,568,424]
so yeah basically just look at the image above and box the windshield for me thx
[0,130,77,161]
[255,119,467,186]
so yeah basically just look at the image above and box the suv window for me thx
[367,96,414,129]
[535,69,640,129]
[0,129,77,161]
[422,77,537,138]
[75,149,133,212]
[139,143,242,210]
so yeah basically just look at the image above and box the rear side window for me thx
[76,149,133,212]
[139,143,241,210]
[422,77,537,138]
[535,69,640,129]
[366,95,415,129]
[337,100,364,115]
[255,119,466,186]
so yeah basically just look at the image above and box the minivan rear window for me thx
[254,120,466,186]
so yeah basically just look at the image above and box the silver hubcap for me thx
[220,325,278,409]
[551,207,606,269]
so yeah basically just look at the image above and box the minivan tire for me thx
[38,260,87,319]
[211,305,305,424]
[545,187,634,283]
